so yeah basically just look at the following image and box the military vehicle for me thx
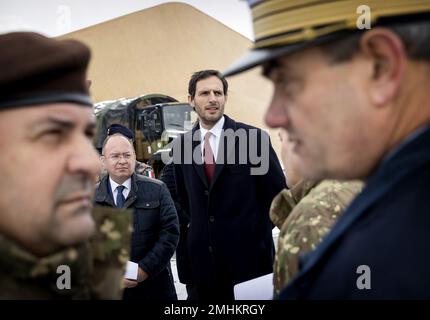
[94,94,195,177]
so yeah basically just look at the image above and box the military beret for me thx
[0,32,92,109]
[224,0,430,76]
[107,124,134,141]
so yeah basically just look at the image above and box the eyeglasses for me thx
[104,153,134,162]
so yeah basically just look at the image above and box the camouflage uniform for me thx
[271,180,363,297]
[0,206,131,299]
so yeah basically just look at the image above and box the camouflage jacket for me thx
[0,206,131,299]
[271,179,363,297]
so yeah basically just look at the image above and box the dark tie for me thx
[203,132,215,184]
[116,185,126,208]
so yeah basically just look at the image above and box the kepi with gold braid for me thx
[223,0,430,76]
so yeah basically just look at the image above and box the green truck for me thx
[94,93,194,177]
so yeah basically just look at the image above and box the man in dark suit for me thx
[95,133,179,300]
[223,1,430,298]
[170,70,286,300]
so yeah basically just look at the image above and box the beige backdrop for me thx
[60,3,282,157]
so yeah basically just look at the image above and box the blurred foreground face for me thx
[279,130,302,188]
[102,135,136,184]
[264,46,381,181]
[0,104,100,256]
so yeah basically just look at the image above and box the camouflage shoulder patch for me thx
[270,180,318,228]
[273,180,363,296]
[270,189,295,229]
[90,206,132,299]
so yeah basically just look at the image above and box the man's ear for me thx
[188,95,194,108]
[359,28,406,106]
[100,155,106,170]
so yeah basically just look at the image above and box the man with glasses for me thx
[94,133,179,300]
[105,124,155,178]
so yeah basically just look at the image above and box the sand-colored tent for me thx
[60,2,282,156]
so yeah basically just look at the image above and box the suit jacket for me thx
[159,163,191,285]
[172,115,286,291]
[280,125,430,299]
[94,173,179,300]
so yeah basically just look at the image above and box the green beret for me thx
[0,32,92,109]
[224,0,430,76]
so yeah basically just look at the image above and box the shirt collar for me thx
[109,176,131,192]
[200,115,225,140]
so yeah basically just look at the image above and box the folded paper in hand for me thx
[124,261,138,280]
[234,273,273,300]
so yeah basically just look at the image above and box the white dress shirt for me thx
[199,115,225,162]
[109,177,131,206]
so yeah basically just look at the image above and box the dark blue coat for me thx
[280,125,430,299]
[172,115,286,296]
[159,163,191,285]
[94,173,179,300]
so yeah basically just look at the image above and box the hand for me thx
[123,278,138,288]
[137,267,149,282]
